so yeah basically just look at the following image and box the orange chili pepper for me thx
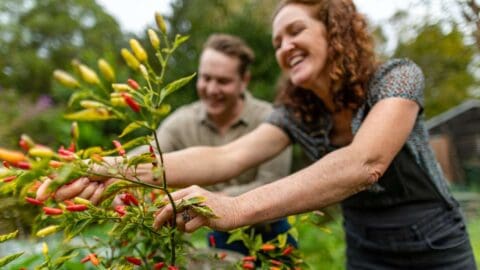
[0,148,26,163]
[261,243,276,252]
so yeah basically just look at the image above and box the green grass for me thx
[467,215,480,266]
[5,213,480,269]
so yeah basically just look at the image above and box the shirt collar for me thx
[197,91,253,128]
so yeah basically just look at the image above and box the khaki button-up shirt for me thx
[140,92,292,196]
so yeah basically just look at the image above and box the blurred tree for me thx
[157,0,279,108]
[0,0,124,98]
[457,0,479,50]
[394,23,476,117]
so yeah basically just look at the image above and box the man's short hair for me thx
[203,34,255,77]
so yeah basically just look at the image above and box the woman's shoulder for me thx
[367,58,425,105]
[371,58,423,84]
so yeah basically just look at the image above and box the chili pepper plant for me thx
[0,12,305,270]
[0,12,216,269]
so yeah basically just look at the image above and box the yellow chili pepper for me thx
[42,242,49,256]
[155,12,167,34]
[111,83,131,92]
[121,48,140,70]
[148,29,160,49]
[80,100,106,109]
[79,64,101,85]
[98,58,116,82]
[53,70,80,88]
[36,225,60,237]
[28,146,55,158]
[139,64,149,80]
[129,39,148,62]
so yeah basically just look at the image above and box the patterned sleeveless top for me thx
[266,58,454,204]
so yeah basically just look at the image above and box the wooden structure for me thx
[427,99,480,183]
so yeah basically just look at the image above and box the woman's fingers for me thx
[77,181,98,199]
[54,177,90,201]
[36,178,52,201]
[89,183,105,205]
[184,215,206,233]
[154,203,175,230]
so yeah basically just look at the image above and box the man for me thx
[137,34,293,254]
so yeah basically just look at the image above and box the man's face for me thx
[196,48,249,118]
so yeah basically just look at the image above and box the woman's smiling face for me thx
[272,3,329,91]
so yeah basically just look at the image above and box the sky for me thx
[96,0,417,35]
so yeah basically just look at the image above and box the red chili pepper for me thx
[217,252,227,260]
[13,161,31,170]
[80,255,90,263]
[154,262,165,269]
[242,256,256,262]
[66,204,88,212]
[2,175,16,183]
[112,140,126,156]
[150,191,157,202]
[58,147,76,161]
[2,161,11,168]
[115,205,126,217]
[261,243,276,252]
[209,234,216,247]
[25,197,44,206]
[64,200,75,206]
[122,93,141,112]
[43,207,63,215]
[270,259,282,266]
[125,256,142,265]
[242,261,255,269]
[127,78,140,90]
[67,142,76,152]
[168,266,179,270]
[121,192,139,206]
[281,245,294,256]
[19,139,30,152]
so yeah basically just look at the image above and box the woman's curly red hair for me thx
[273,0,378,121]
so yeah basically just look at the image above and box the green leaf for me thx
[119,121,147,138]
[65,219,92,241]
[172,34,190,50]
[122,136,150,151]
[48,164,76,191]
[160,73,196,101]
[127,153,155,168]
[0,230,18,243]
[176,196,206,209]
[277,233,287,248]
[52,251,78,267]
[191,204,218,218]
[101,180,132,199]
[226,229,244,244]
[253,234,263,251]
[67,90,92,107]
[0,252,24,267]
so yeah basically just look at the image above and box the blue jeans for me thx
[207,219,297,255]
[344,207,477,269]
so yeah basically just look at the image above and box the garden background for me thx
[0,0,479,268]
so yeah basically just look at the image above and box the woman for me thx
[45,0,477,268]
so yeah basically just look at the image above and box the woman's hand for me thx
[153,185,242,232]
[36,177,116,205]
